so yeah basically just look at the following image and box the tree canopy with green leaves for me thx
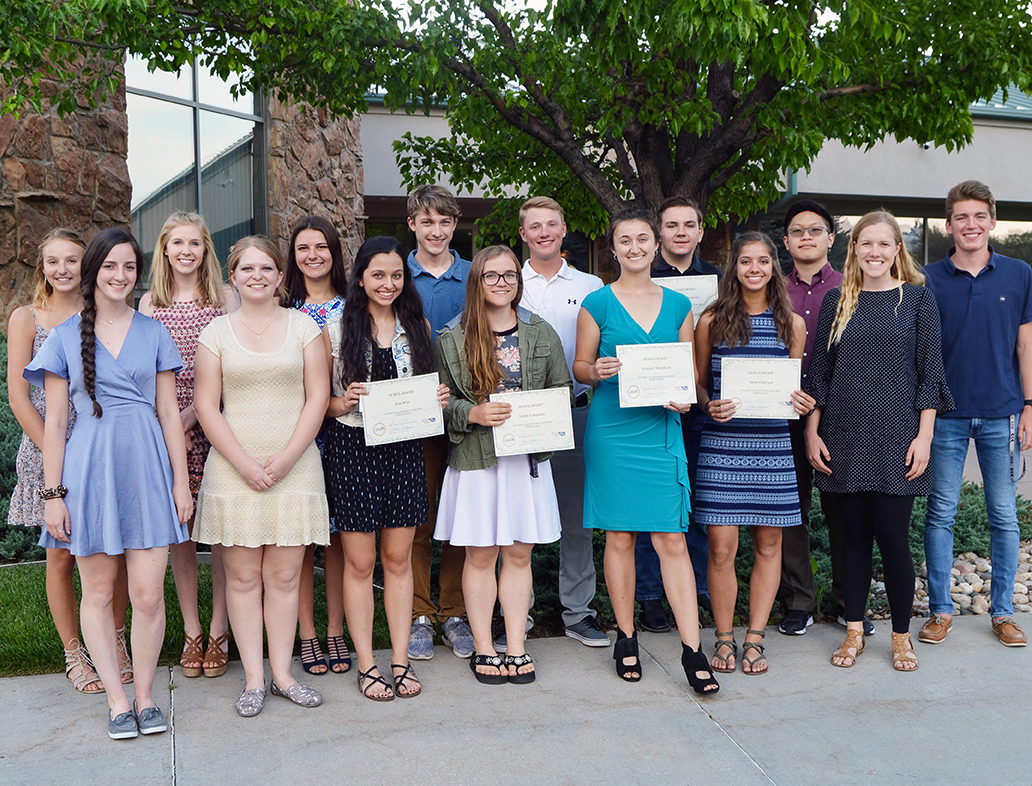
[3,0,1031,235]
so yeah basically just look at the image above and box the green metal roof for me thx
[970,88,1032,121]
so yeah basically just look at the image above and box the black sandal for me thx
[469,653,508,685]
[300,637,328,675]
[391,662,421,698]
[357,665,394,701]
[326,635,352,674]
[613,629,641,682]
[504,653,535,684]
[681,643,720,695]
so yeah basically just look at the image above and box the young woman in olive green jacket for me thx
[433,245,572,685]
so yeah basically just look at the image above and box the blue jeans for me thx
[635,423,709,601]
[924,416,1021,618]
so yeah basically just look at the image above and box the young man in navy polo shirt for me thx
[634,196,719,633]
[405,184,475,661]
[921,180,1032,648]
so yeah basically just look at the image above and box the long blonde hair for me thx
[149,211,225,308]
[462,246,524,402]
[32,228,86,308]
[827,211,924,347]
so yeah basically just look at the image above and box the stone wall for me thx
[266,97,364,266]
[0,78,131,327]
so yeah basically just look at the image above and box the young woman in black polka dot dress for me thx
[805,211,953,672]
[322,236,449,701]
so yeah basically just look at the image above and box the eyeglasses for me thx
[481,271,519,285]
[787,226,830,238]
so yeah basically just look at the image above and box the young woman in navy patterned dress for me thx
[322,236,447,701]
[694,232,813,675]
[283,216,351,676]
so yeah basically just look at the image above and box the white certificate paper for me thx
[360,372,444,445]
[721,357,800,420]
[616,342,696,408]
[489,388,575,457]
[653,275,718,326]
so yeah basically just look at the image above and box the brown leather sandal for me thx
[203,631,230,678]
[831,629,865,668]
[891,632,919,672]
[180,633,204,678]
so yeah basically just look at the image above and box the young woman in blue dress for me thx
[28,228,193,739]
[7,229,131,693]
[283,216,351,676]
[693,232,812,676]
[573,207,718,695]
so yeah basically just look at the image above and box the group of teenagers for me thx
[7,178,1030,741]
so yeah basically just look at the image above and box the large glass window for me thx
[125,57,264,277]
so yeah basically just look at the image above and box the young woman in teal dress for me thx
[694,232,812,676]
[574,207,718,695]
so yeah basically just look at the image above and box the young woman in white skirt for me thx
[433,245,573,684]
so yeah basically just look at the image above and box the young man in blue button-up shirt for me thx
[921,180,1032,648]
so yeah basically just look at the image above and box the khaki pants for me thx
[411,433,466,622]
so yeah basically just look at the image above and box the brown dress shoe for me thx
[991,617,1028,647]
[918,614,953,644]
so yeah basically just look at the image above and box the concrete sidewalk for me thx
[2,615,1026,786]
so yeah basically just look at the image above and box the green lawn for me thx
[0,562,392,678]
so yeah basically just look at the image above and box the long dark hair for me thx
[79,227,144,418]
[338,236,433,387]
[704,232,795,348]
[283,215,348,308]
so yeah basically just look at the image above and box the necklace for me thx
[237,312,277,341]
[102,307,132,325]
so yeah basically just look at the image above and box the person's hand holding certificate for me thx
[720,357,801,420]
[489,388,575,456]
[360,372,445,445]
[616,342,696,408]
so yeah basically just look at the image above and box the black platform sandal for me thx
[613,629,642,682]
[681,643,720,695]
[504,653,536,684]
[300,637,328,675]
[326,635,352,674]
[469,653,508,685]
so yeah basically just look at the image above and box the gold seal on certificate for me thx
[616,342,696,408]
[652,275,718,326]
[360,372,444,445]
[720,357,801,420]
[489,388,575,457]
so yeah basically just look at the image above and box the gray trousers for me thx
[552,402,596,626]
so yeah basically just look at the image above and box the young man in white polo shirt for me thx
[514,196,609,647]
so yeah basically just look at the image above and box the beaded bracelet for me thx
[37,485,68,501]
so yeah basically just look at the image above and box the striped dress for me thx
[694,310,802,528]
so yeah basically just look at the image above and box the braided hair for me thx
[79,228,145,418]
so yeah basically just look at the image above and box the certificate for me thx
[616,342,696,408]
[653,275,718,326]
[360,372,444,445]
[720,357,801,420]
[489,388,575,456]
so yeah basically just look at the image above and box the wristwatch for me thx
[1025,399,1032,408]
